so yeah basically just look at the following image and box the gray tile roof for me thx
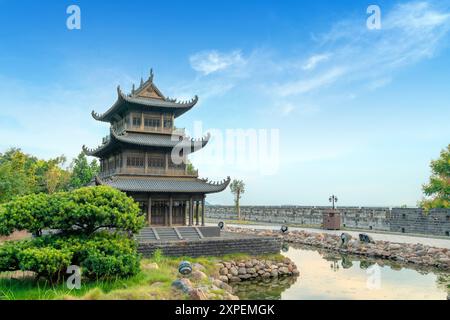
[97,176,231,194]
[91,86,198,122]
[112,129,209,148]
[83,129,209,157]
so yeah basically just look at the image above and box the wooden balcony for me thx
[115,124,185,136]
[99,166,198,178]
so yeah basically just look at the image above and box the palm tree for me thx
[230,179,245,220]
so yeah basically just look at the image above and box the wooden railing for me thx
[99,166,198,178]
[115,124,185,135]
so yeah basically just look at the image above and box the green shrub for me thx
[79,234,140,279]
[0,186,144,237]
[152,249,163,263]
[0,193,52,236]
[0,233,141,280]
[0,186,143,282]
[17,247,72,281]
[81,252,140,280]
[55,186,144,235]
[0,242,21,272]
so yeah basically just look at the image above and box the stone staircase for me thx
[136,227,204,242]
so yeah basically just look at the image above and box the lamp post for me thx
[329,195,338,210]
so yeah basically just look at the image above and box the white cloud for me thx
[302,54,330,70]
[281,103,295,116]
[275,1,450,98]
[189,50,245,75]
[276,67,346,97]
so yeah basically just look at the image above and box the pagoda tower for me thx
[83,69,230,226]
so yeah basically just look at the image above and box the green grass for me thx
[0,252,285,300]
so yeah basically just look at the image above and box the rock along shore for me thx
[226,226,450,270]
[216,257,299,283]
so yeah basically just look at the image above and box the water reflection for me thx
[232,276,297,300]
[232,243,450,300]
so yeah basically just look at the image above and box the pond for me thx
[232,245,450,300]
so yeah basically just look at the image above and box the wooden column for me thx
[201,197,205,226]
[160,113,164,131]
[165,153,169,172]
[147,196,152,226]
[169,196,173,226]
[140,112,144,130]
[189,197,193,226]
[164,205,168,226]
[144,152,148,174]
[184,201,187,226]
[195,200,200,226]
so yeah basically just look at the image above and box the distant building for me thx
[84,69,230,226]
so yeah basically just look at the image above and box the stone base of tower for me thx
[137,230,282,257]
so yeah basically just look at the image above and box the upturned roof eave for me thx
[83,129,211,157]
[91,86,198,123]
[95,175,231,194]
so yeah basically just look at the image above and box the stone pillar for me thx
[195,201,200,226]
[169,196,173,226]
[201,197,205,226]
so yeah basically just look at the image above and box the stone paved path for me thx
[208,222,450,249]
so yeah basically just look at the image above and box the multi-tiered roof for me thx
[84,69,230,194]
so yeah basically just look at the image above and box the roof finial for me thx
[140,77,144,87]
[132,84,135,94]
[149,68,154,82]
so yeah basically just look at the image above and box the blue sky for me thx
[0,0,449,206]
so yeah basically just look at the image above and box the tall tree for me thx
[69,152,99,189]
[420,144,450,210]
[0,148,70,202]
[0,149,37,202]
[230,179,245,220]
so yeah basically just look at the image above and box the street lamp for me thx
[329,195,338,209]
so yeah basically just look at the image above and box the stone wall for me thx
[390,208,450,236]
[138,235,282,257]
[205,206,450,237]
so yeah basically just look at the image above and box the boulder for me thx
[189,288,208,300]
[278,267,289,274]
[191,270,208,281]
[224,293,240,300]
[389,243,402,250]
[172,278,192,293]
[246,267,256,274]
[238,267,247,275]
[219,267,228,276]
[192,263,205,271]
[229,267,239,276]
[142,262,159,271]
